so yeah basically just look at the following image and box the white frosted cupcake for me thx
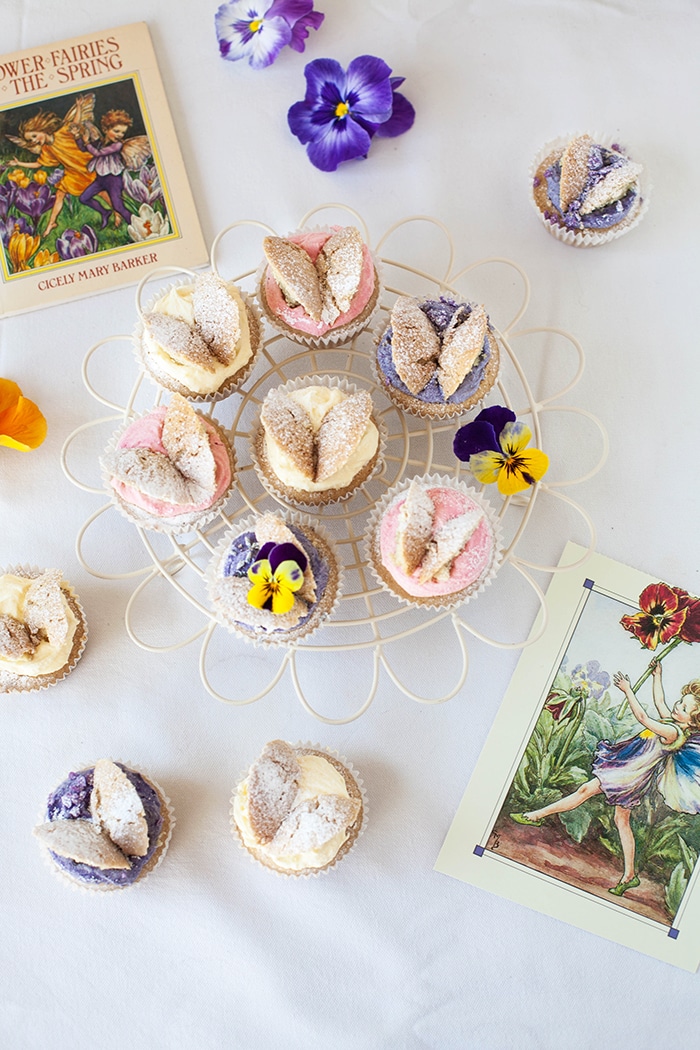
[231,741,365,877]
[257,225,381,347]
[0,567,87,693]
[135,272,262,401]
[364,473,502,610]
[530,132,649,247]
[252,375,384,507]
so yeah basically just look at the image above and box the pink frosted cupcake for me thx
[102,394,235,533]
[257,225,380,347]
[365,474,502,609]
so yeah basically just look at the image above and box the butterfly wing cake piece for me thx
[390,297,440,395]
[437,303,488,399]
[263,237,323,322]
[315,390,373,483]
[104,448,193,505]
[559,133,593,211]
[23,570,69,648]
[393,480,435,575]
[33,819,131,870]
[316,226,364,324]
[418,506,485,584]
[0,614,36,658]
[267,794,361,858]
[143,312,217,373]
[260,389,315,481]
[90,759,149,858]
[247,740,302,844]
[192,272,241,364]
[161,394,218,502]
[579,158,643,216]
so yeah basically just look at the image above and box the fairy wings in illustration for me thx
[5,93,99,152]
[657,735,700,814]
[119,135,151,169]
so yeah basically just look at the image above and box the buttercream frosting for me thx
[0,573,77,676]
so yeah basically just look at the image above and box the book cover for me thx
[436,544,700,971]
[0,22,207,317]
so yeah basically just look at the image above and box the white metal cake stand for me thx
[61,205,607,724]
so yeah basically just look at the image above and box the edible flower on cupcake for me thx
[454,405,548,495]
[247,541,308,615]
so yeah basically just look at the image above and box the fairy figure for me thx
[74,108,151,228]
[5,94,107,236]
[511,659,700,896]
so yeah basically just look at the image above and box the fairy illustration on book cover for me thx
[489,581,700,926]
[0,77,172,275]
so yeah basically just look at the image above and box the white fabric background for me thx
[1,1,699,1047]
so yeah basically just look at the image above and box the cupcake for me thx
[136,271,262,401]
[365,474,501,609]
[33,759,172,891]
[531,133,647,246]
[374,296,500,419]
[0,567,87,693]
[231,740,364,876]
[102,393,235,533]
[207,511,340,645]
[252,376,383,506]
[257,225,380,346]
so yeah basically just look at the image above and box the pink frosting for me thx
[379,487,494,598]
[111,406,232,516]
[264,228,376,336]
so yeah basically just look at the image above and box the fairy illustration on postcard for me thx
[0,77,171,275]
[436,545,700,970]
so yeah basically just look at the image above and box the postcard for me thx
[435,543,700,970]
[0,22,207,316]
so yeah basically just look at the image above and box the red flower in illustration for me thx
[620,583,697,651]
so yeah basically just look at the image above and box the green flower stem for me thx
[616,635,684,717]
[552,706,584,777]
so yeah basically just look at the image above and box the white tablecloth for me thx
[2,1,699,1047]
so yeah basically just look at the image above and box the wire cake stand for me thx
[61,205,607,724]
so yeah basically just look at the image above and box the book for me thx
[0,22,207,317]
[436,543,700,971]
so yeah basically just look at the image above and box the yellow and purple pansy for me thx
[247,540,308,615]
[453,405,548,496]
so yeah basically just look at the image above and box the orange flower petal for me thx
[0,388,47,451]
[0,378,23,416]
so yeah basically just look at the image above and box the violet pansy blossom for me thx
[215,0,324,70]
[288,56,415,172]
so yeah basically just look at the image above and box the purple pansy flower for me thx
[215,0,324,70]
[453,405,517,461]
[288,55,415,172]
[13,182,54,222]
[56,224,99,260]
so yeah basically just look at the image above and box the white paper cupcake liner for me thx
[250,374,388,507]
[35,760,174,895]
[205,511,343,648]
[371,299,501,420]
[134,276,263,403]
[529,131,651,248]
[363,472,504,612]
[255,224,383,349]
[0,565,87,694]
[229,742,366,878]
[101,408,236,536]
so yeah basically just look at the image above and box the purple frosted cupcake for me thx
[374,296,500,419]
[34,760,172,891]
[531,133,648,247]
